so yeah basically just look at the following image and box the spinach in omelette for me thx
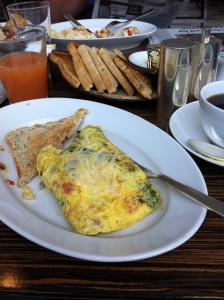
[36,126,162,235]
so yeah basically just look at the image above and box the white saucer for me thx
[169,101,224,167]
[128,51,148,71]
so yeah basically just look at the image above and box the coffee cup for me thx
[199,81,224,147]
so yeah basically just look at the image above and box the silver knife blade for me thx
[64,14,95,34]
[134,158,224,217]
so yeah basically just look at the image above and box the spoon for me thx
[17,29,43,39]
[188,139,224,161]
[64,14,95,35]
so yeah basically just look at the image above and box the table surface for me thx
[0,44,224,300]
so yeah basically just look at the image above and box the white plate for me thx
[169,101,224,167]
[51,19,157,50]
[0,98,206,262]
[129,51,148,70]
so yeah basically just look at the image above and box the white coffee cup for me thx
[199,81,224,147]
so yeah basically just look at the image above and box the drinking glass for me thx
[7,1,51,43]
[157,38,196,129]
[0,24,48,104]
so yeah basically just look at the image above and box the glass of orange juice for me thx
[0,24,48,104]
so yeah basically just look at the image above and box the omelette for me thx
[36,126,162,235]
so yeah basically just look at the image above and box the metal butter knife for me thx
[64,14,95,34]
[133,158,224,218]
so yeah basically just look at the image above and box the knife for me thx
[134,157,224,217]
[64,14,95,34]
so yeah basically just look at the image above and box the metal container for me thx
[146,43,160,89]
[157,38,196,127]
[146,43,160,74]
[189,34,222,100]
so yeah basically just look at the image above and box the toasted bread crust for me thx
[50,50,71,63]
[113,48,127,60]
[50,50,80,88]
[98,48,134,96]
[6,108,88,187]
[89,47,118,94]
[67,42,93,91]
[57,57,80,88]
[113,55,152,99]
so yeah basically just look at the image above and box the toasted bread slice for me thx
[98,47,134,96]
[89,47,118,94]
[113,55,152,99]
[6,108,88,187]
[113,48,127,60]
[50,49,71,63]
[67,42,93,91]
[50,50,80,88]
[68,41,81,49]
[78,45,106,92]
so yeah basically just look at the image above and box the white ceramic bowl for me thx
[199,80,224,147]
[51,19,157,50]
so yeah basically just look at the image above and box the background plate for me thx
[0,98,206,262]
[51,19,157,50]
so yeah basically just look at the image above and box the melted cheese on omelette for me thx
[36,126,162,235]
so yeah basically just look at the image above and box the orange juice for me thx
[0,51,48,103]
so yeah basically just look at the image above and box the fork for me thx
[133,158,224,217]
[104,8,155,32]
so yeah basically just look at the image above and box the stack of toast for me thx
[50,42,152,100]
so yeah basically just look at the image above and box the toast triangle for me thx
[113,55,152,99]
[78,45,106,92]
[67,42,93,91]
[89,47,118,94]
[6,108,88,187]
[50,50,80,88]
[98,47,134,96]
